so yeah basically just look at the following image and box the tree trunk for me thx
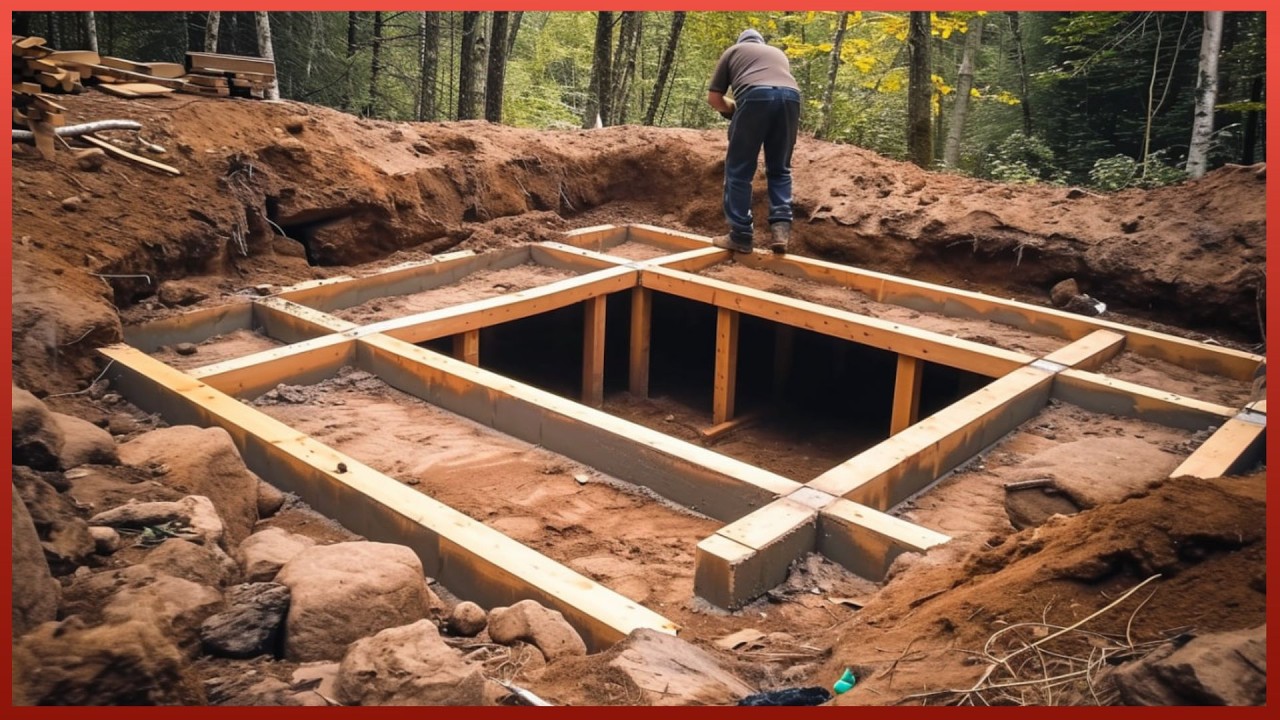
[85,11,99,52]
[942,16,983,168]
[610,12,643,125]
[365,11,383,116]
[1007,12,1032,136]
[457,11,482,119]
[644,11,685,126]
[255,12,280,100]
[1187,11,1224,179]
[484,12,510,123]
[419,12,440,121]
[204,11,220,53]
[1241,76,1262,165]
[507,11,523,57]
[583,12,614,128]
[817,11,850,140]
[907,11,933,168]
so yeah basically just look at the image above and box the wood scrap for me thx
[186,50,275,77]
[87,63,187,89]
[138,61,185,79]
[97,82,175,98]
[81,134,181,176]
[45,50,101,66]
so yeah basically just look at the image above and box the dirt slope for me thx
[10,92,1267,395]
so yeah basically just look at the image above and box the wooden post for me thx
[714,307,740,425]
[583,295,606,407]
[773,324,794,404]
[890,354,923,434]
[629,287,651,397]
[453,330,479,365]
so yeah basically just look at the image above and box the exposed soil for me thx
[9,90,1266,707]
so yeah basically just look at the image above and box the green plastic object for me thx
[833,668,857,694]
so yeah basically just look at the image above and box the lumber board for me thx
[138,61,186,78]
[650,246,731,272]
[1169,416,1266,479]
[184,74,230,88]
[97,82,175,98]
[122,302,254,353]
[15,81,43,94]
[190,334,357,399]
[81,135,182,176]
[530,243,626,272]
[88,63,188,88]
[736,251,1263,382]
[641,266,1034,378]
[713,307,740,425]
[453,330,480,366]
[186,51,276,77]
[582,295,607,407]
[629,287,652,398]
[13,36,49,52]
[1053,369,1237,431]
[810,366,1055,508]
[817,498,951,581]
[46,50,101,66]
[700,410,765,441]
[99,345,676,651]
[356,334,801,522]
[890,354,924,435]
[556,224,628,252]
[697,497,819,608]
[1041,329,1126,371]
[252,297,357,344]
[627,224,714,251]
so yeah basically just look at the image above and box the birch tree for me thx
[255,11,280,100]
[204,11,220,53]
[1186,11,1223,178]
[942,16,983,168]
[85,11,98,52]
[644,11,685,126]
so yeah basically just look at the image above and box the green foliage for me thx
[982,131,1066,184]
[1089,150,1187,190]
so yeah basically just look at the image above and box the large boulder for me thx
[12,385,64,470]
[90,495,225,548]
[102,572,224,657]
[12,616,205,705]
[201,582,291,659]
[1110,626,1266,705]
[118,426,259,546]
[60,564,159,619]
[12,465,95,575]
[236,526,316,582]
[275,542,439,662]
[335,620,498,706]
[488,599,587,661]
[51,412,119,469]
[141,538,239,587]
[11,483,59,636]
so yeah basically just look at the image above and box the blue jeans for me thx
[724,86,800,239]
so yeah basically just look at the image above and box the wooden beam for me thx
[190,334,357,400]
[737,251,1263,382]
[629,287,652,398]
[1041,329,1126,371]
[714,308,740,425]
[557,224,628,252]
[641,266,1033,378]
[122,302,253,353]
[695,497,818,608]
[81,135,182,176]
[530,242,628,272]
[356,334,801,522]
[626,224,714,251]
[650,246,731,273]
[890,354,924,435]
[700,410,765,442]
[186,51,276,77]
[810,366,1055,508]
[252,297,357,344]
[1053,369,1236,431]
[356,266,637,345]
[773,324,794,403]
[453,330,479,366]
[583,295,606,408]
[817,498,951,581]
[1169,416,1266,479]
[99,345,670,651]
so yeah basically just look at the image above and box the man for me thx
[707,29,801,254]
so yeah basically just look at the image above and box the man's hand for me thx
[719,97,736,121]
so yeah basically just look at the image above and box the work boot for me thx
[768,221,791,254]
[713,231,753,254]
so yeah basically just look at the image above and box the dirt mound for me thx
[10,93,1266,395]
[820,472,1266,705]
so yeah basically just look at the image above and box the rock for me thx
[272,236,308,258]
[142,538,239,587]
[89,526,121,554]
[447,601,487,637]
[119,426,259,545]
[12,385,65,470]
[102,572,224,656]
[61,195,83,211]
[205,675,305,706]
[254,283,275,296]
[284,116,307,134]
[12,465,96,575]
[257,480,287,518]
[90,495,225,548]
[1005,487,1083,530]
[11,483,60,636]
[107,412,140,436]
[174,342,199,355]
[1110,626,1266,705]
[12,617,205,705]
[201,582,291,658]
[276,542,438,662]
[237,526,316,582]
[608,629,754,705]
[1063,293,1105,316]
[74,148,107,171]
[60,564,158,618]
[51,412,119,469]
[488,599,587,661]
[335,619,497,706]
[157,280,209,307]
[291,662,341,704]
[1049,278,1079,308]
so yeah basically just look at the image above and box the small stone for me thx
[75,148,107,172]
[284,117,306,134]
[175,343,198,356]
[574,474,589,485]
[1049,278,1079,308]
[107,413,140,436]
[89,526,121,554]
[254,284,274,296]
[61,196,83,211]
[447,601,487,637]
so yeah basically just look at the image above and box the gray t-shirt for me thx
[708,41,800,95]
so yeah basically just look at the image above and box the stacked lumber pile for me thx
[185,51,275,99]
[13,35,85,93]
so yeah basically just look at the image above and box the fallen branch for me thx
[12,119,143,142]
[82,135,181,176]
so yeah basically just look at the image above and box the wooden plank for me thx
[737,251,1263,382]
[99,345,676,651]
[817,498,951,581]
[582,296,607,407]
[100,56,154,73]
[88,63,188,88]
[701,497,819,608]
[713,307,740,425]
[184,74,230,88]
[651,246,731,272]
[122,303,255,353]
[138,61,186,78]
[641,266,1033,378]
[356,266,637,345]
[629,287,652,398]
[190,334,356,400]
[15,81,43,94]
[1041,329,1126,371]
[81,135,182,176]
[890,354,924,435]
[627,224,714,251]
[452,330,480,366]
[98,82,175,98]
[556,224,627,251]
[700,409,765,441]
[1169,417,1266,479]
[252,297,357,344]
[1054,369,1237,431]
[186,51,276,77]
[356,334,801,522]
[810,366,1055,508]
[46,50,102,66]
[13,36,49,52]
[529,242,626,272]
